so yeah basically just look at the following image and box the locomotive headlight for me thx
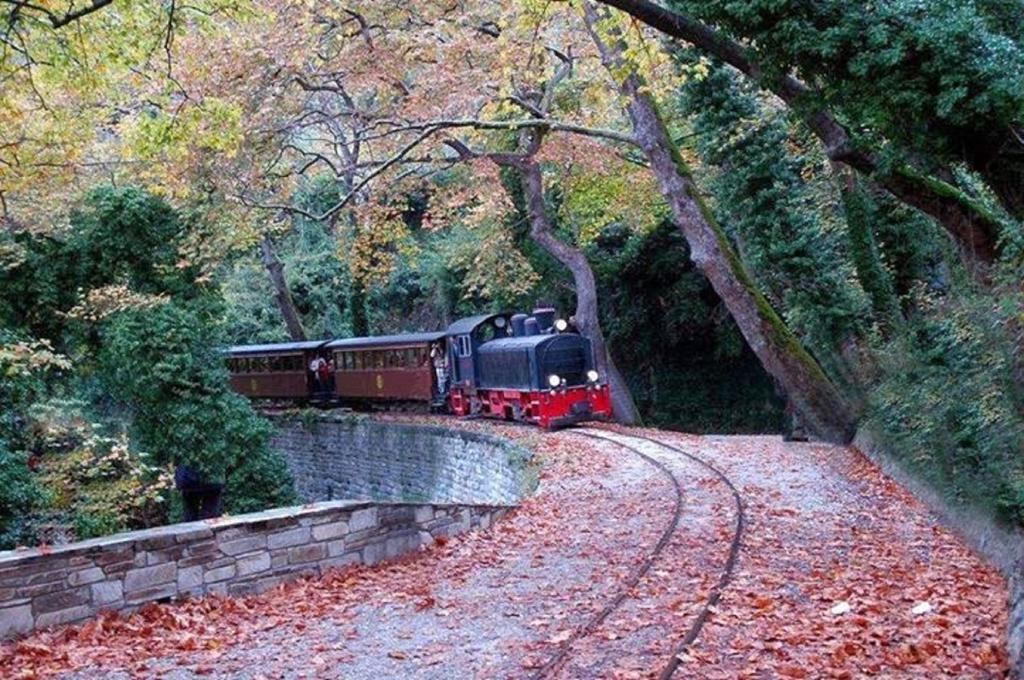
[587,369,599,383]
[547,374,562,388]
[554,318,568,332]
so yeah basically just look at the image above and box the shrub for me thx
[99,302,296,512]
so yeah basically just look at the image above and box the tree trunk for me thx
[259,233,306,342]
[591,0,1002,280]
[512,158,641,425]
[349,276,369,337]
[585,4,857,442]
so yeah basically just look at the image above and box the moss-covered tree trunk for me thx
[586,6,857,442]
[259,233,306,342]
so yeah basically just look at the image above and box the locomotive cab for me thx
[444,313,514,389]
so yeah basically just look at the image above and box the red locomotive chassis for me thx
[449,384,612,430]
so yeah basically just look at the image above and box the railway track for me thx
[531,427,745,680]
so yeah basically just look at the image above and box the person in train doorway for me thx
[430,343,448,395]
[175,463,224,522]
[310,355,325,392]
[316,355,332,395]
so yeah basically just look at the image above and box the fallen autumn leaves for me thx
[0,418,1009,678]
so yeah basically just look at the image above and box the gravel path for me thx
[0,420,1009,679]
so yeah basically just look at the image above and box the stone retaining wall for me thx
[271,416,533,505]
[0,500,509,640]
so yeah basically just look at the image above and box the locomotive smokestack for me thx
[524,317,540,336]
[532,307,556,333]
[510,313,528,337]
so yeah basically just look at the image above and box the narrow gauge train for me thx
[224,308,612,429]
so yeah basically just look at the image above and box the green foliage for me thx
[0,332,68,547]
[65,187,197,298]
[35,427,174,541]
[680,60,869,366]
[591,221,784,433]
[98,302,296,512]
[671,0,1024,165]
[0,442,42,548]
[869,292,1024,522]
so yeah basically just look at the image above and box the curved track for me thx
[532,427,745,680]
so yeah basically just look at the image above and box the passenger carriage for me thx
[224,340,329,399]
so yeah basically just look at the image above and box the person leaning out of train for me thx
[309,356,325,390]
[317,356,332,392]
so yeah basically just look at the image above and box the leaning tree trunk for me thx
[511,158,641,424]
[260,233,306,342]
[585,4,857,442]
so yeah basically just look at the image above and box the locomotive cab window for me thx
[457,334,472,357]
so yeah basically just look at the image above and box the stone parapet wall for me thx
[271,416,533,505]
[0,500,509,640]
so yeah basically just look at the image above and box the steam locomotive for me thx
[224,308,612,429]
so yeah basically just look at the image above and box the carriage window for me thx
[269,356,280,372]
[457,335,472,357]
[372,351,385,369]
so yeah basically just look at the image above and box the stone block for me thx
[125,582,178,606]
[385,535,413,560]
[311,521,348,542]
[101,560,134,578]
[20,581,64,598]
[236,552,270,577]
[35,604,92,629]
[91,581,123,606]
[361,542,384,566]
[414,506,434,523]
[326,539,347,557]
[270,551,288,569]
[267,527,310,550]
[139,534,177,552]
[25,568,68,586]
[34,586,90,614]
[174,526,214,543]
[203,564,236,584]
[0,603,33,638]
[93,548,134,567]
[146,545,185,565]
[218,535,267,556]
[319,554,360,571]
[288,544,326,565]
[68,567,105,587]
[206,582,228,597]
[349,507,378,532]
[177,566,203,591]
[124,562,177,593]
